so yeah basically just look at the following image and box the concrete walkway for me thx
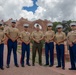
[0,45,76,75]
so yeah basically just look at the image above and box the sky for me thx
[22,0,38,13]
[0,0,76,22]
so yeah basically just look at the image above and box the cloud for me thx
[36,0,76,21]
[0,0,76,21]
[20,10,34,20]
[0,0,33,20]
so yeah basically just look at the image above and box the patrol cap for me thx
[47,23,53,27]
[11,20,16,23]
[70,22,76,26]
[23,24,29,28]
[56,24,63,29]
[0,22,3,26]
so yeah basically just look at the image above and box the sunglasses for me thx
[71,25,76,26]
[12,22,16,24]
[0,24,2,26]
[57,27,62,29]
[24,27,28,28]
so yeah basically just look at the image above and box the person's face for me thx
[74,26,76,30]
[12,23,16,27]
[71,25,76,30]
[47,26,52,30]
[0,25,2,28]
[36,26,40,31]
[57,28,62,32]
[24,27,28,31]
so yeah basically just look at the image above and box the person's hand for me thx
[45,40,49,43]
[34,39,40,43]
[9,37,15,42]
[12,39,17,42]
[25,41,30,45]
[69,42,73,47]
[36,40,40,43]
[57,43,60,45]
[0,40,1,44]
[73,40,76,43]
[56,42,60,45]
[49,38,53,42]
[1,39,4,42]
[10,38,14,42]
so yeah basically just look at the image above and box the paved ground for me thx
[0,45,76,75]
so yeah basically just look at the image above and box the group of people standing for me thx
[0,20,76,71]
